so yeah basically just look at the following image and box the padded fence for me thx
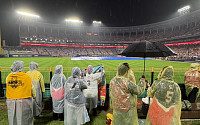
[0,67,190,98]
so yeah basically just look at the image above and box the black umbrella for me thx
[120,40,176,73]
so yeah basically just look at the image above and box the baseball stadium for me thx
[0,0,200,125]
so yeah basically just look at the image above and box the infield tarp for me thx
[71,57,153,60]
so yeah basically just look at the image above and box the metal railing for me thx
[0,66,193,98]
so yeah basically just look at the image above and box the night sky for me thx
[1,0,200,26]
[0,0,200,45]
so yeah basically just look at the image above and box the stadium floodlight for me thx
[65,18,83,23]
[93,21,102,24]
[17,11,40,18]
[178,5,190,13]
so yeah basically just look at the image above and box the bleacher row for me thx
[168,44,200,60]
[3,46,118,57]
[18,9,200,44]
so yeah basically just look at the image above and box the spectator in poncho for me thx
[50,65,66,121]
[83,65,103,116]
[145,66,181,125]
[6,60,36,125]
[110,63,146,125]
[64,67,90,125]
[184,63,200,103]
[26,61,45,117]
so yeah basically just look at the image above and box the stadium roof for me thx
[0,0,200,46]
[0,0,200,27]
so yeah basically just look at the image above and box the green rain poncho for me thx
[145,66,181,125]
[110,63,146,125]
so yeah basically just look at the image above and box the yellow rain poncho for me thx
[6,60,36,125]
[146,66,181,125]
[110,63,146,125]
[184,63,200,102]
[26,61,45,116]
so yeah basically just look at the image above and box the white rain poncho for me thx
[50,65,66,113]
[110,63,146,125]
[83,65,102,109]
[26,61,45,116]
[145,66,181,125]
[64,67,90,125]
[6,61,36,125]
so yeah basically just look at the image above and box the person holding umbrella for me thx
[110,63,146,125]
[145,66,181,125]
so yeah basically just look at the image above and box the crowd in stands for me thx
[3,46,118,57]
[167,44,200,60]
[19,21,200,43]
[19,10,200,44]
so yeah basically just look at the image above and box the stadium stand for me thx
[3,9,200,59]
[3,46,118,57]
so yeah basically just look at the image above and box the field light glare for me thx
[65,19,83,23]
[17,11,40,18]
[93,21,102,24]
[178,5,190,13]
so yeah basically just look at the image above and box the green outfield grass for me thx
[0,57,199,125]
[0,57,191,84]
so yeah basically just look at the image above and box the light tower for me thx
[16,10,40,46]
[178,5,191,15]
[65,18,83,26]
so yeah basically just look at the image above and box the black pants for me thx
[53,113,64,121]
[188,87,199,103]
[87,108,97,116]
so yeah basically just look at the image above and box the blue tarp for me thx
[71,57,153,60]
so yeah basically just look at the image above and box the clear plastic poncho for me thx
[184,63,200,100]
[7,61,35,125]
[10,60,24,73]
[50,65,66,113]
[64,67,90,125]
[83,65,102,109]
[145,66,181,125]
[110,63,146,125]
[26,61,45,116]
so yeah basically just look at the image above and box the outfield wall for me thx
[0,66,190,98]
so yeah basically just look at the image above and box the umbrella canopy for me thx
[120,40,176,57]
[120,40,176,73]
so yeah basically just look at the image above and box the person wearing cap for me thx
[26,61,45,117]
[145,66,181,125]
[110,63,146,125]
[6,60,36,125]
[50,65,66,121]
[184,63,200,103]
[83,65,103,116]
[64,67,90,125]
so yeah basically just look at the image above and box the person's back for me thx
[64,67,90,125]
[6,61,36,125]
[184,63,200,103]
[110,63,146,125]
[83,65,102,115]
[50,65,66,120]
[84,72,101,98]
[26,61,45,117]
[146,66,181,125]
